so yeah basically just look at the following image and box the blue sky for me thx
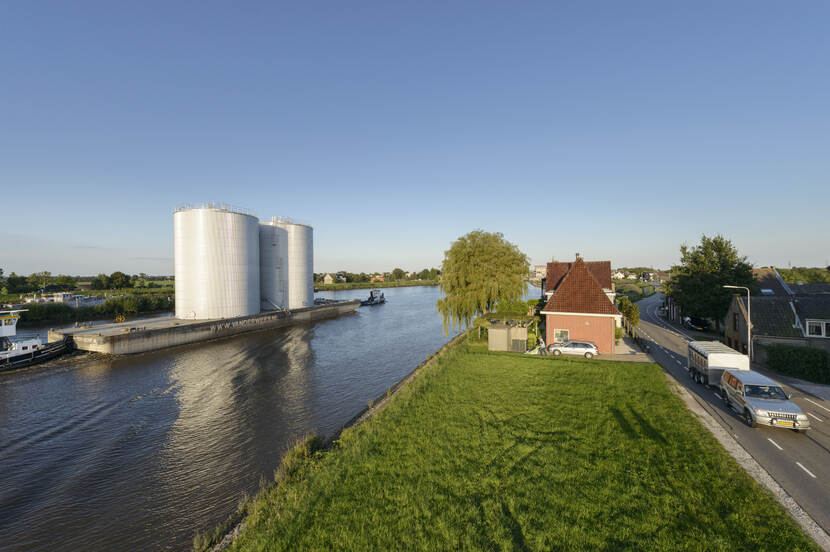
[2,1,828,275]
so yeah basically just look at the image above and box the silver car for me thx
[720,370,810,431]
[547,341,598,359]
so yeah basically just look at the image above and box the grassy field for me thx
[614,279,659,302]
[223,338,816,551]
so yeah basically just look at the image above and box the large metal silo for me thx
[174,204,260,319]
[258,221,288,311]
[268,217,314,309]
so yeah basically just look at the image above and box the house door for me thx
[553,329,569,344]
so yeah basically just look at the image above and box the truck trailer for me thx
[687,341,749,388]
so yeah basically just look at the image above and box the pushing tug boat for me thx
[1,310,70,372]
[361,289,386,306]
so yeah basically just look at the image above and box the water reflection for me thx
[0,286,453,552]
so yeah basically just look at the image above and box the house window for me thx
[806,320,830,338]
[553,329,569,344]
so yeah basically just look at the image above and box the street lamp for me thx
[723,285,751,361]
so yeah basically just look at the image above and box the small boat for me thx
[360,290,386,306]
[1,310,71,372]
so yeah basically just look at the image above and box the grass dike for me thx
[196,333,819,551]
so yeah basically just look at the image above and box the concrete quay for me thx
[48,300,360,355]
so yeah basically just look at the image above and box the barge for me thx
[48,299,360,355]
[2,310,71,372]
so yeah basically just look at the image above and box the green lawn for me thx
[226,338,816,551]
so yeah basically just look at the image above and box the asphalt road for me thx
[636,293,830,533]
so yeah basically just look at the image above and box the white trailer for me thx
[687,341,749,388]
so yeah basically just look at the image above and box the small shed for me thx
[488,322,529,353]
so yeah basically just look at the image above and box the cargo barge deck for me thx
[48,300,360,355]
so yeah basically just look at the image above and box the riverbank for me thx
[14,297,173,326]
[314,280,438,292]
[201,334,817,551]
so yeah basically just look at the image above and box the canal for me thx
[0,286,462,551]
[0,284,539,551]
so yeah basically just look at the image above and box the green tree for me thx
[664,234,753,330]
[109,271,130,289]
[617,296,640,326]
[54,274,75,289]
[28,271,52,290]
[436,230,529,334]
[391,268,406,281]
[6,272,30,293]
[91,273,110,290]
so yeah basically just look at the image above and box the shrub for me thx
[764,344,830,384]
[615,326,624,340]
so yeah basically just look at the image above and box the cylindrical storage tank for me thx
[174,205,260,319]
[268,217,313,309]
[258,222,288,310]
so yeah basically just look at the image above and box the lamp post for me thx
[723,285,751,361]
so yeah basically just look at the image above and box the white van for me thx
[687,341,749,388]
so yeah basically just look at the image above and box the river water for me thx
[0,286,459,551]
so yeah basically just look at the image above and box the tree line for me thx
[0,269,172,294]
[314,268,440,284]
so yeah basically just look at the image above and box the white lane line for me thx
[808,412,824,422]
[714,392,722,400]
[767,438,783,451]
[675,359,682,365]
[804,398,830,414]
[796,462,817,479]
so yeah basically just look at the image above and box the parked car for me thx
[547,341,598,359]
[720,370,810,431]
[683,316,710,331]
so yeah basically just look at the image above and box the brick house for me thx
[724,267,830,361]
[540,257,621,354]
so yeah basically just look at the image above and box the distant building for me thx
[533,265,547,279]
[323,273,346,284]
[612,271,626,280]
[371,275,385,282]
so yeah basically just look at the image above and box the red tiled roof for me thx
[546,260,611,291]
[542,258,620,315]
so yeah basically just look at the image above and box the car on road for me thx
[547,341,598,359]
[720,370,810,432]
[683,316,710,331]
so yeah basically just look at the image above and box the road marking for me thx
[714,392,722,400]
[804,398,830,414]
[675,359,682,365]
[767,438,783,451]
[808,412,824,422]
[796,462,817,479]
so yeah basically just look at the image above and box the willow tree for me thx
[436,230,529,334]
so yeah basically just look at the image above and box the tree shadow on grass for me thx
[610,407,637,439]
[628,406,668,445]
